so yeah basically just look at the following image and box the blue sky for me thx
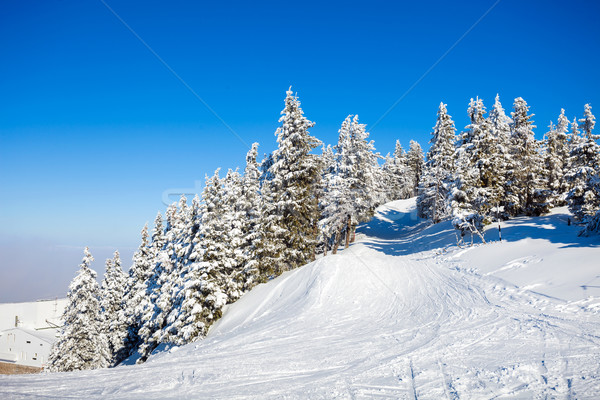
[1,0,599,302]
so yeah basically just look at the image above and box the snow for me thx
[1,198,599,398]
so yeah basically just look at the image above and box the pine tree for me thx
[173,170,229,345]
[417,102,456,222]
[543,109,570,205]
[453,98,486,215]
[454,97,506,224]
[567,104,600,221]
[320,120,357,253]
[257,87,322,278]
[238,143,261,289]
[47,248,110,372]
[383,140,412,201]
[222,168,247,301]
[122,223,153,359]
[137,212,168,362]
[149,197,195,350]
[488,94,512,217]
[317,145,336,254]
[100,250,129,365]
[579,103,596,138]
[407,140,425,196]
[348,115,381,217]
[506,97,548,216]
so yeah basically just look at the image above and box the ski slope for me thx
[2,199,599,399]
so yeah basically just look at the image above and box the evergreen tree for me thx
[122,223,154,359]
[137,212,169,362]
[222,168,247,300]
[47,248,110,372]
[383,140,412,201]
[239,143,262,289]
[407,140,425,196]
[100,250,129,365]
[488,94,512,217]
[348,115,381,217]
[543,109,570,205]
[173,170,229,344]
[319,119,357,253]
[579,103,596,138]
[567,104,600,221]
[149,195,206,349]
[417,102,456,222]
[257,88,322,278]
[317,145,336,254]
[454,97,506,224]
[506,97,548,216]
[453,98,487,217]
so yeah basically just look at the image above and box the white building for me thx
[0,299,66,370]
[0,328,58,368]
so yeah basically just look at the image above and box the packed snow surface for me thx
[2,199,599,399]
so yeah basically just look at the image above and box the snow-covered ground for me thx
[1,199,599,399]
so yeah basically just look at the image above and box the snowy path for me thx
[2,199,599,399]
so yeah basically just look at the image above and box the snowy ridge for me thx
[1,198,599,398]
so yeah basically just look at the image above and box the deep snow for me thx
[1,199,599,399]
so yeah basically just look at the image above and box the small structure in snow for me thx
[0,328,58,370]
[0,298,66,373]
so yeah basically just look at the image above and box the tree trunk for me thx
[332,226,342,254]
[345,215,352,249]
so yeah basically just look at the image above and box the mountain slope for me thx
[1,199,599,399]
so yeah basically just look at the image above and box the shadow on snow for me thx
[356,204,599,257]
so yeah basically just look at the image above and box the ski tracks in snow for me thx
[2,199,599,399]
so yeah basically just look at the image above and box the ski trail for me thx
[408,359,418,400]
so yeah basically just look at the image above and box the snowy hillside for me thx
[1,199,599,399]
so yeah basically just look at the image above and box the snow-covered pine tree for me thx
[580,201,600,236]
[349,115,382,218]
[566,104,600,221]
[487,94,512,217]
[137,211,170,362]
[222,168,247,301]
[506,97,548,216]
[381,153,395,203]
[317,144,336,255]
[121,223,154,360]
[449,97,497,239]
[579,103,597,138]
[417,102,456,222]
[453,98,485,214]
[382,140,412,201]
[47,248,110,372]
[543,109,570,205]
[238,143,261,289]
[149,196,195,351]
[319,119,357,253]
[256,88,322,279]
[407,140,425,197]
[173,170,229,345]
[100,250,129,366]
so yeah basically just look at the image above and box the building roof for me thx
[0,327,58,344]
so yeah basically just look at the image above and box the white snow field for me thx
[2,199,599,399]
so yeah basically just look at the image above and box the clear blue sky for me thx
[1,0,599,302]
